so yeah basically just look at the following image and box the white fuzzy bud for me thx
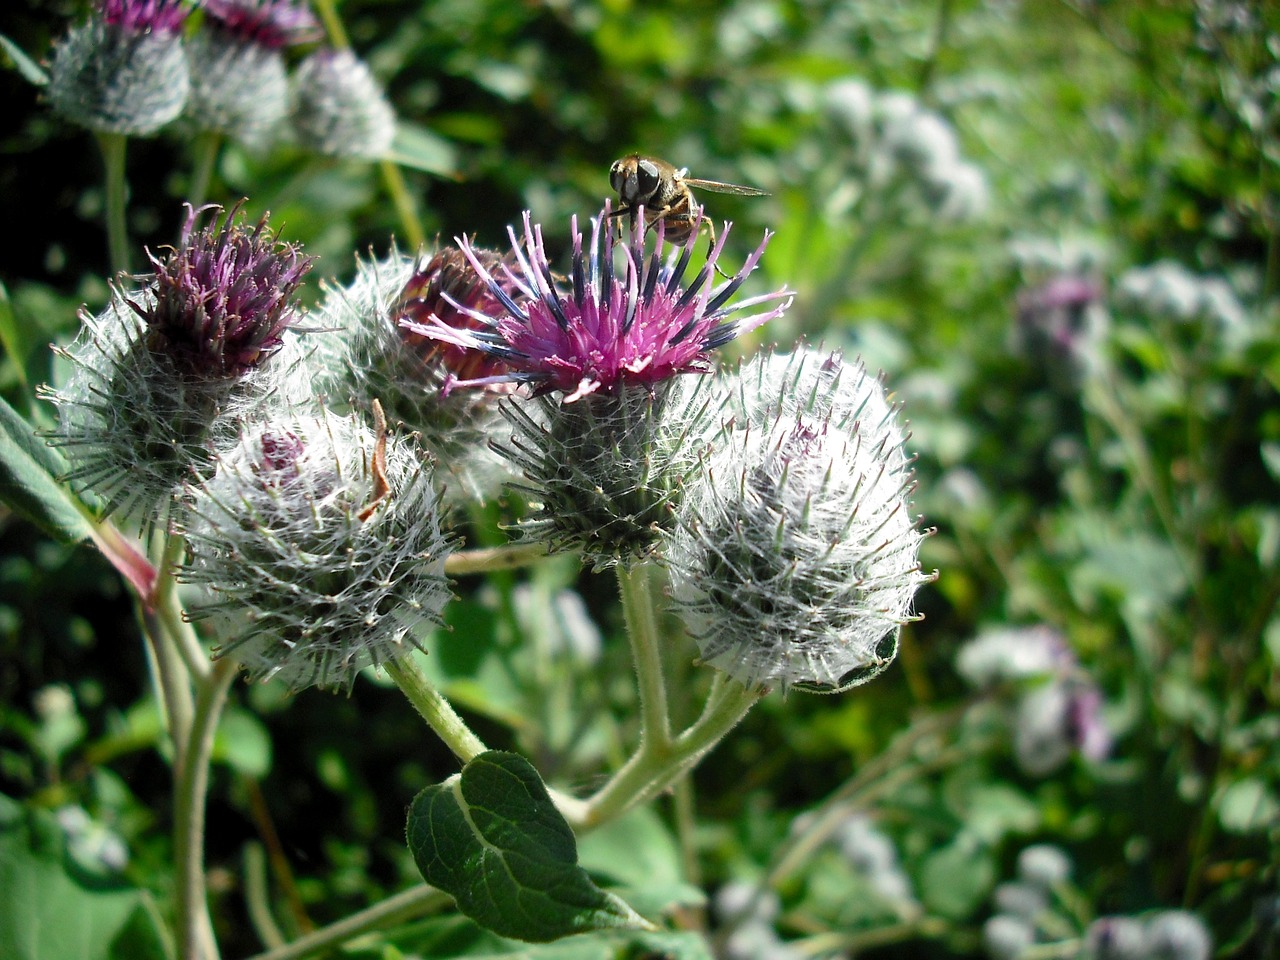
[291,49,396,159]
[43,294,302,529]
[1085,916,1151,960]
[983,914,1035,960]
[182,410,453,691]
[48,15,190,136]
[1016,844,1073,890]
[1144,911,1212,960]
[184,31,289,148]
[956,625,1071,688]
[666,352,929,692]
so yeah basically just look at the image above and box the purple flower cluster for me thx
[135,202,314,377]
[401,208,792,402]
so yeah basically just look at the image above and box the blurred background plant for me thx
[0,0,1277,959]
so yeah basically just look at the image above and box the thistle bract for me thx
[183,412,453,691]
[494,376,724,568]
[665,352,929,692]
[48,0,190,135]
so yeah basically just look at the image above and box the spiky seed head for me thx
[666,353,930,692]
[182,411,453,691]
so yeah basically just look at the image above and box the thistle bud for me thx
[182,410,453,690]
[47,0,191,136]
[665,352,930,692]
[185,0,320,148]
[310,248,522,504]
[42,203,312,527]
[290,49,396,159]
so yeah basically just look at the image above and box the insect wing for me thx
[682,176,769,197]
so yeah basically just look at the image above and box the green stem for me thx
[444,540,550,576]
[188,132,222,210]
[138,605,194,768]
[243,843,287,951]
[174,658,237,960]
[309,0,350,48]
[97,132,131,277]
[244,884,450,960]
[617,563,671,750]
[154,532,211,681]
[383,656,488,763]
[578,678,761,830]
[379,158,426,252]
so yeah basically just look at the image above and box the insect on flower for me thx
[399,208,792,402]
[608,154,768,278]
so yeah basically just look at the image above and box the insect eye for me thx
[636,160,661,195]
[609,162,625,193]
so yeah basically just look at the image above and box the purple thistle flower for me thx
[392,246,522,390]
[401,207,793,402]
[200,0,323,49]
[133,202,314,378]
[99,0,188,34]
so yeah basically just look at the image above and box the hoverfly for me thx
[607,154,768,277]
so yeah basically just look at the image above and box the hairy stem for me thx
[379,158,426,252]
[383,655,488,763]
[244,884,451,960]
[618,562,672,750]
[174,658,237,960]
[188,132,222,211]
[577,678,762,830]
[97,132,130,277]
[444,540,550,575]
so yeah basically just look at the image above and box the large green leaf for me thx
[0,796,168,960]
[406,751,652,943]
[0,395,93,543]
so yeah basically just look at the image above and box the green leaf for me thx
[0,284,30,392]
[0,395,94,543]
[918,835,996,920]
[406,751,653,943]
[575,807,703,916]
[0,33,48,87]
[1217,778,1280,834]
[0,798,162,960]
[212,707,272,778]
[389,122,459,177]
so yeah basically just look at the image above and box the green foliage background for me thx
[0,0,1277,957]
